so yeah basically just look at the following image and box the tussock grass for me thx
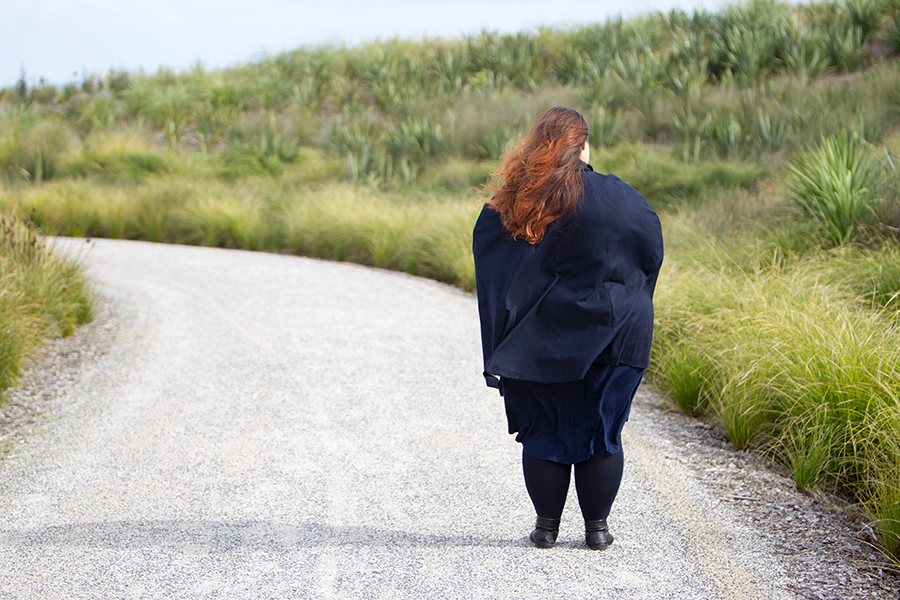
[0,211,93,393]
[595,144,763,208]
[652,209,900,561]
[9,176,480,289]
[180,195,271,251]
[0,108,74,183]
[68,127,171,182]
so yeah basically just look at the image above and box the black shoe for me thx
[529,516,560,548]
[585,519,614,550]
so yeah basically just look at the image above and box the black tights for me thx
[522,449,624,521]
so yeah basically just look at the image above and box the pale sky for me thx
[2,0,731,89]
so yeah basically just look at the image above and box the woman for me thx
[473,107,663,550]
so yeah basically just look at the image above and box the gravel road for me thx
[0,238,895,599]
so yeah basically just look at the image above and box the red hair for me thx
[486,107,588,244]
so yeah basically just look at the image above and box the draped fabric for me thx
[473,164,664,388]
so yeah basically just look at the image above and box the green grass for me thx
[68,127,173,182]
[652,204,900,562]
[0,211,93,392]
[9,175,481,288]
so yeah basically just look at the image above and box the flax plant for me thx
[786,131,883,246]
[587,106,624,148]
[777,18,830,84]
[138,83,200,149]
[72,92,120,135]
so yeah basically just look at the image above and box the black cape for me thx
[473,164,664,388]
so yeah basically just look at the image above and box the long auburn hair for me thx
[486,106,588,244]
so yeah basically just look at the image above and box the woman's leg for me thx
[573,450,624,521]
[522,450,572,518]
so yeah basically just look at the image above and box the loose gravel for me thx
[0,238,898,599]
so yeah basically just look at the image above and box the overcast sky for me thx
[2,0,731,89]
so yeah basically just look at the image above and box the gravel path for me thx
[0,238,897,599]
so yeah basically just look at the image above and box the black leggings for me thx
[522,449,624,521]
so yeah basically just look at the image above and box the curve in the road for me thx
[0,239,793,599]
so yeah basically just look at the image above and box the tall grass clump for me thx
[68,127,171,182]
[0,213,93,393]
[0,108,74,183]
[180,193,273,251]
[652,213,900,562]
[595,144,763,208]
[281,184,479,287]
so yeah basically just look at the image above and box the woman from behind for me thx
[473,106,663,549]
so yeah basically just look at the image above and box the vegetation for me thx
[0,213,93,391]
[2,0,900,565]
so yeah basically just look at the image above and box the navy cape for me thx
[473,164,664,388]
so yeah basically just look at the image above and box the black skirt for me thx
[500,362,644,464]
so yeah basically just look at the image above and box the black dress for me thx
[501,362,643,464]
